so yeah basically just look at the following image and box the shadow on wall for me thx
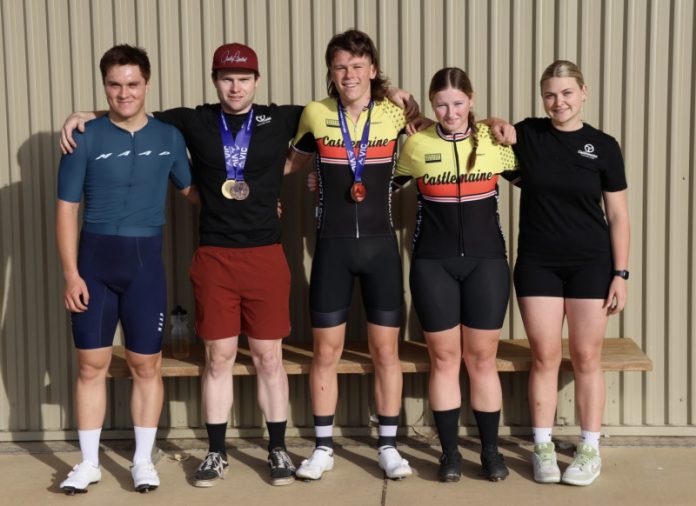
[0,131,78,481]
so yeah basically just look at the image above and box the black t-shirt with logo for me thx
[509,117,627,263]
[155,103,303,247]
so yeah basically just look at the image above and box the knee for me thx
[570,350,601,374]
[429,348,461,375]
[128,358,161,381]
[531,348,562,372]
[206,348,237,377]
[77,361,109,383]
[370,343,400,369]
[313,341,342,369]
[463,352,498,377]
[252,348,283,378]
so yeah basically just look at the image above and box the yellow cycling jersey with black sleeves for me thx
[395,122,518,259]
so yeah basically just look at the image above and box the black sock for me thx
[377,414,399,448]
[206,422,227,456]
[432,407,460,454]
[267,420,287,452]
[314,414,335,449]
[473,409,501,452]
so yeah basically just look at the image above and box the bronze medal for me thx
[350,182,366,203]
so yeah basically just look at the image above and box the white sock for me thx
[78,428,102,466]
[532,427,553,444]
[133,426,158,464]
[580,430,601,451]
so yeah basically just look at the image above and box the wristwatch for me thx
[612,269,629,280]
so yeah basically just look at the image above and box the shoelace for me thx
[200,453,222,471]
[270,450,291,469]
[572,452,592,468]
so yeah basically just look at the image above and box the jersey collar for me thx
[436,123,472,142]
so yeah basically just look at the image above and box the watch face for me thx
[614,270,629,279]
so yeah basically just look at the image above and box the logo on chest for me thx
[577,143,598,160]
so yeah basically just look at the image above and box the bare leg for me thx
[565,299,608,432]
[310,325,346,416]
[126,350,163,427]
[424,326,462,411]
[367,323,402,416]
[248,337,288,422]
[460,324,502,412]
[518,297,565,427]
[202,336,238,423]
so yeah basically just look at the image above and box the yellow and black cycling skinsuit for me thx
[395,123,518,331]
[292,98,406,328]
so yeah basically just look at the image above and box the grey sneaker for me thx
[561,443,601,486]
[268,447,296,486]
[193,451,228,487]
[532,442,561,483]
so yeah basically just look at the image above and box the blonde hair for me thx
[540,60,585,89]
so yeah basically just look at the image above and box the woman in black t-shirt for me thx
[509,60,630,487]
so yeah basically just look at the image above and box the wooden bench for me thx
[107,337,652,378]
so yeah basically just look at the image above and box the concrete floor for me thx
[1,436,694,506]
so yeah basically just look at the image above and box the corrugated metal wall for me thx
[1,0,694,440]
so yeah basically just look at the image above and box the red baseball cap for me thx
[212,43,259,75]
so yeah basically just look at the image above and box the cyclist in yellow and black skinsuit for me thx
[292,96,407,327]
[394,67,517,484]
[286,29,414,482]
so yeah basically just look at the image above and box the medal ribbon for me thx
[337,100,372,183]
[218,107,254,182]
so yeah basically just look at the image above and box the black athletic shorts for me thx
[310,236,403,328]
[410,256,510,332]
[513,255,612,299]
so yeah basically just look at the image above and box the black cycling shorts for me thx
[513,255,612,299]
[310,236,403,328]
[410,256,510,332]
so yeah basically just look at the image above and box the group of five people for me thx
[55,28,628,494]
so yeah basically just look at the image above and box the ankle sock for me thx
[206,422,228,456]
[377,414,399,448]
[133,426,157,464]
[314,414,335,449]
[78,428,102,466]
[266,420,287,451]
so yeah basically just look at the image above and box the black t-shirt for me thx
[155,103,303,247]
[511,117,627,262]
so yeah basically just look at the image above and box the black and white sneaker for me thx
[193,451,228,487]
[268,447,296,486]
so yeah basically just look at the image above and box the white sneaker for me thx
[60,461,101,494]
[378,446,412,480]
[561,443,602,486]
[295,446,334,481]
[131,460,160,492]
[532,442,561,483]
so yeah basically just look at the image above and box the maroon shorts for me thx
[189,243,291,340]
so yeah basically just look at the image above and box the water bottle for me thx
[170,305,190,360]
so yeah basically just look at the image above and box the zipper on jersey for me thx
[352,116,361,238]
[452,142,464,256]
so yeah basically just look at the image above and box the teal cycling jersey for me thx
[57,115,191,236]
